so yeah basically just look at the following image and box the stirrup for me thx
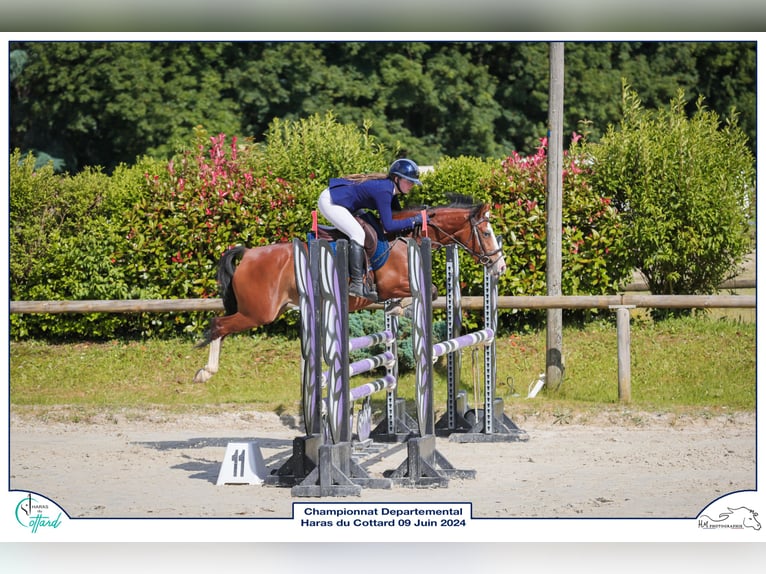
[349,282,379,303]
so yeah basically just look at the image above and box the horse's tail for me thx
[217,245,247,315]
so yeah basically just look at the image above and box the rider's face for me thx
[397,178,415,195]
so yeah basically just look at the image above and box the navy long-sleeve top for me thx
[328,177,414,234]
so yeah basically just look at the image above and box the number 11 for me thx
[231,449,246,477]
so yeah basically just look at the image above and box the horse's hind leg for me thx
[193,242,297,383]
[192,311,261,383]
[194,337,222,383]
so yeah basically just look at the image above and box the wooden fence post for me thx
[545,41,565,390]
[611,305,635,402]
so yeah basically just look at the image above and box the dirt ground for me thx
[9,405,756,519]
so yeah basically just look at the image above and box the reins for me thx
[374,204,503,268]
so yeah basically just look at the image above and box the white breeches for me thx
[318,187,366,245]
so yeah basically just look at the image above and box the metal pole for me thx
[484,264,497,434]
[445,245,461,431]
[385,311,398,436]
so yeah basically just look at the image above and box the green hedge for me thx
[413,142,631,331]
[10,150,167,338]
[10,103,753,340]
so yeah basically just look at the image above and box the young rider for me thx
[317,158,425,302]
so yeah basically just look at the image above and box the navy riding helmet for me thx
[388,158,422,186]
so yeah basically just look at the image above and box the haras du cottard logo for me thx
[15,492,64,534]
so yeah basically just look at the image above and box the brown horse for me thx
[193,195,507,383]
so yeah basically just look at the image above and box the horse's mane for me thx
[445,193,481,209]
[402,193,482,211]
[401,193,484,216]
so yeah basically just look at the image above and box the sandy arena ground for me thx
[9,406,755,519]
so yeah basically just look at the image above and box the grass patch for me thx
[10,335,304,413]
[10,315,755,422]
[496,315,755,411]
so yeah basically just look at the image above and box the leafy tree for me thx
[691,42,756,153]
[588,85,755,302]
[485,41,756,157]
[10,41,756,172]
[224,42,332,138]
[10,42,241,172]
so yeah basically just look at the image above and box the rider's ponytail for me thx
[342,172,388,183]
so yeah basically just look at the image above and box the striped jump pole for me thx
[322,330,395,387]
[281,238,395,497]
[264,239,326,489]
[350,375,397,401]
[433,329,494,358]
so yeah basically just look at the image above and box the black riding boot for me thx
[348,241,378,302]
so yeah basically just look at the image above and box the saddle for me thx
[311,211,390,271]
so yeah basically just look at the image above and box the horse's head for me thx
[737,507,761,530]
[420,195,507,277]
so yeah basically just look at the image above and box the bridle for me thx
[418,209,504,267]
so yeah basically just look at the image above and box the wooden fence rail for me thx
[10,298,224,314]
[9,293,756,314]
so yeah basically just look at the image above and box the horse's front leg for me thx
[193,337,221,383]
[383,298,407,316]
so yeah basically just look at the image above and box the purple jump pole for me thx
[350,374,397,402]
[432,329,495,359]
[348,351,396,377]
[322,351,395,382]
[349,330,395,352]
